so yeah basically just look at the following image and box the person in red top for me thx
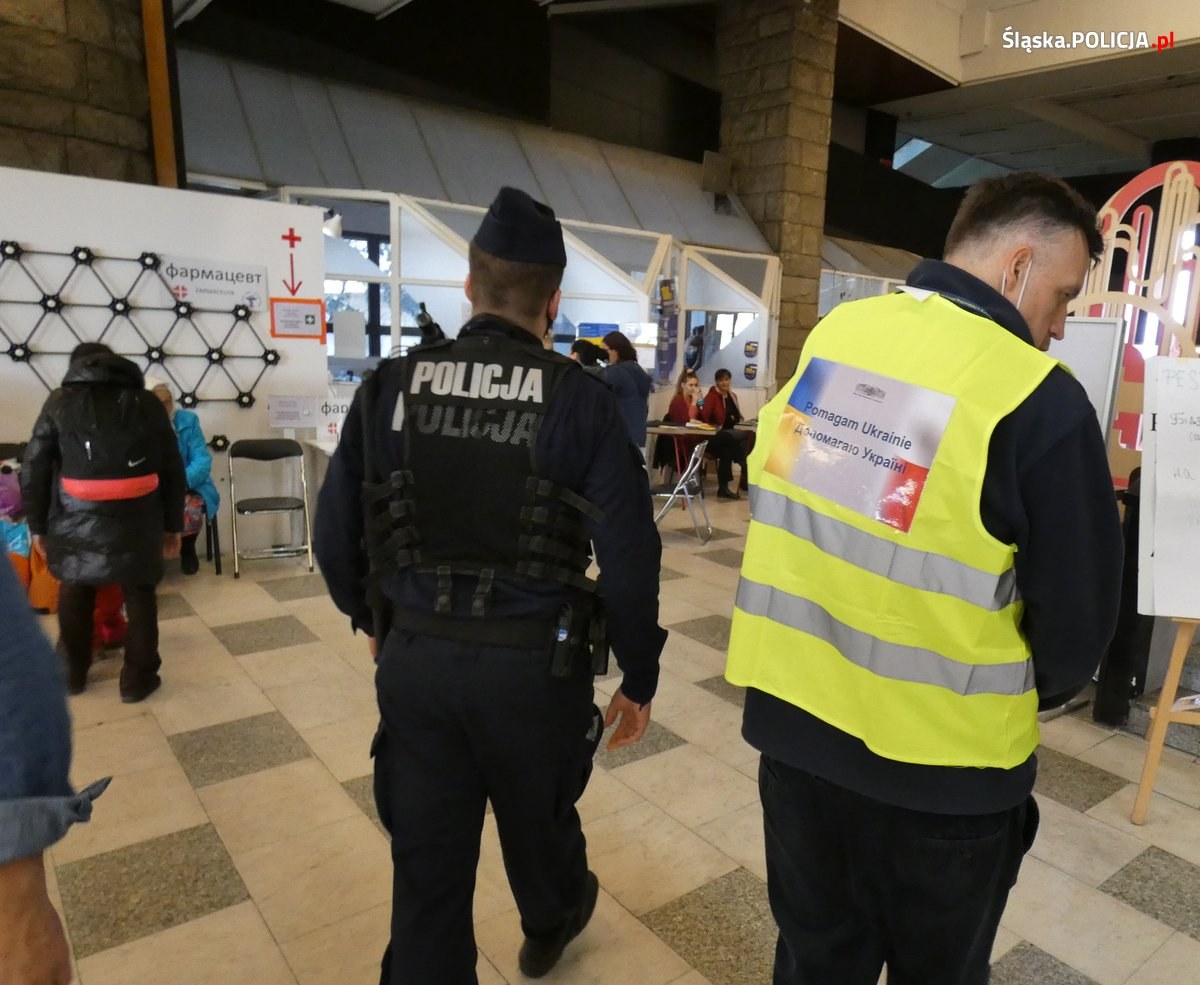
[667,370,747,499]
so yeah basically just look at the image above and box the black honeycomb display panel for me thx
[0,243,283,403]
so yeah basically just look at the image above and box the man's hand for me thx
[603,689,651,751]
[0,855,72,985]
[162,533,181,559]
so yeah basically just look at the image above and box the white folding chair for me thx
[652,439,712,543]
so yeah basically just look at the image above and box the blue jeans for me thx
[759,754,1038,985]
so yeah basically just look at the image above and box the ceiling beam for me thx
[375,0,417,20]
[1016,98,1150,161]
[546,0,712,16]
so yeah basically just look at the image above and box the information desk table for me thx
[647,423,756,477]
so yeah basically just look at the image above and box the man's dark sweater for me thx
[742,259,1124,815]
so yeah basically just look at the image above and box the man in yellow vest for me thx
[727,173,1123,985]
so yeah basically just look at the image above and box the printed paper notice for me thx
[765,358,956,532]
[270,298,326,341]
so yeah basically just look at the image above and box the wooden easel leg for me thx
[1132,619,1197,824]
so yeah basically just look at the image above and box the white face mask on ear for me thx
[1000,256,1035,310]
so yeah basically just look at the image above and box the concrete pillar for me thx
[717,0,838,387]
[0,0,153,182]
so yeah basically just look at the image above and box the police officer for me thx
[315,187,667,985]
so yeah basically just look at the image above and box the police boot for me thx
[518,871,599,978]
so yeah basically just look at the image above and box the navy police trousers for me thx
[373,630,599,984]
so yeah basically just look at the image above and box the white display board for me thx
[1047,316,1124,443]
[1139,357,1200,617]
[0,167,327,442]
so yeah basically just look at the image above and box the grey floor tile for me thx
[989,942,1099,985]
[344,775,387,837]
[643,869,774,985]
[706,527,741,542]
[1101,846,1200,941]
[669,614,733,652]
[157,592,195,621]
[260,573,330,602]
[56,824,248,959]
[212,614,318,656]
[595,719,686,771]
[695,676,746,708]
[697,547,744,569]
[1034,745,1128,812]
[660,567,687,582]
[168,712,312,787]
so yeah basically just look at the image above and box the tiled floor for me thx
[42,489,1200,985]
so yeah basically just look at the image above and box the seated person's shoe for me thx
[181,550,200,575]
[717,485,740,500]
[67,670,87,696]
[518,871,599,979]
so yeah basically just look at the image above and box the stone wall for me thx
[717,0,838,387]
[0,0,153,182]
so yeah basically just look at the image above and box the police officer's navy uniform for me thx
[316,188,667,985]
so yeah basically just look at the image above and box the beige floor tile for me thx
[670,578,737,606]
[149,671,276,736]
[1078,734,1200,809]
[294,609,357,644]
[281,592,341,619]
[66,680,150,729]
[696,802,767,881]
[476,888,691,985]
[736,756,760,781]
[280,901,389,985]
[185,585,287,627]
[160,642,245,685]
[52,762,206,865]
[578,766,644,825]
[1087,785,1200,868]
[476,952,508,985]
[1037,714,1119,757]
[642,670,724,721]
[990,926,1022,961]
[1124,932,1200,985]
[684,560,741,590]
[1029,795,1148,887]
[300,712,379,782]
[234,814,392,944]
[614,744,759,828]
[238,642,353,690]
[266,662,377,732]
[1000,856,1173,985]
[199,758,361,855]
[659,634,729,679]
[661,699,757,768]
[69,714,175,788]
[584,801,738,915]
[333,636,380,683]
[658,596,715,627]
[76,901,296,985]
[668,972,713,985]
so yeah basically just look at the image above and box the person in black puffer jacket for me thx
[22,343,186,702]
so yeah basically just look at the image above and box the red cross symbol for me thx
[282,228,302,248]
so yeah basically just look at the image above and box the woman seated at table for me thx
[666,370,747,500]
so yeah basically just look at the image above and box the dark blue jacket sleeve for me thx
[0,554,106,862]
[314,385,374,634]
[546,378,667,704]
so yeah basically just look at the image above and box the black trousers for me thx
[708,428,748,486]
[760,755,1038,985]
[58,581,161,693]
[373,630,599,985]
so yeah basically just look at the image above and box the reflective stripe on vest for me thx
[726,289,1056,770]
[749,485,1020,611]
[736,577,1035,696]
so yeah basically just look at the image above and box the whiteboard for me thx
[1139,357,1200,617]
[1048,317,1124,443]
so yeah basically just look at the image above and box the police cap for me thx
[472,187,566,268]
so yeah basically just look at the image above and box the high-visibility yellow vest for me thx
[727,288,1057,769]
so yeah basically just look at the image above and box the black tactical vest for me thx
[364,320,601,624]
